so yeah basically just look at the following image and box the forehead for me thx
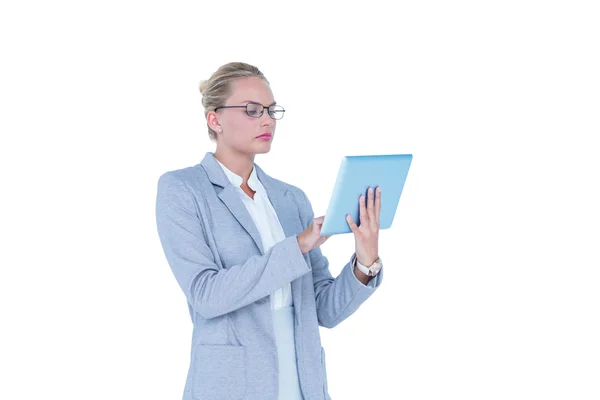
[228,77,274,103]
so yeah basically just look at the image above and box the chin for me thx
[255,147,271,154]
[254,141,272,153]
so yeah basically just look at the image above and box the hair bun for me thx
[199,79,208,95]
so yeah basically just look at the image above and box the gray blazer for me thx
[155,151,384,400]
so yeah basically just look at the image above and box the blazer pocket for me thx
[321,346,330,399]
[192,344,246,400]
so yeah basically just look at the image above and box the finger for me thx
[312,222,321,234]
[374,187,381,227]
[346,214,359,233]
[359,194,367,227]
[312,216,325,232]
[367,187,375,224]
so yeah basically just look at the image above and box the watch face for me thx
[370,262,382,275]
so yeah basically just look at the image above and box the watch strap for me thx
[354,256,382,276]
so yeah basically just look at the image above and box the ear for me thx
[207,111,222,132]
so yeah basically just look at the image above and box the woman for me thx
[155,62,384,400]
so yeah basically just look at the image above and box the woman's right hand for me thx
[297,216,331,254]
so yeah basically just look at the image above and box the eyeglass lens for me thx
[246,103,285,119]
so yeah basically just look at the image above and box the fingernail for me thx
[369,187,373,193]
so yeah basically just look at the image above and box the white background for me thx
[1,0,599,399]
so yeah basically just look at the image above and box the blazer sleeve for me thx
[300,190,384,329]
[155,172,312,320]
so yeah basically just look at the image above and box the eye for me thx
[247,109,261,116]
[246,103,262,116]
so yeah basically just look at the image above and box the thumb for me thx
[312,216,324,230]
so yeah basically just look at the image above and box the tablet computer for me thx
[320,154,413,236]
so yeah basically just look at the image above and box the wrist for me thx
[353,258,371,284]
[356,255,377,266]
[354,255,382,277]
[297,235,308,254]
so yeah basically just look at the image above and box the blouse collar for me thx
[215,158,262,193]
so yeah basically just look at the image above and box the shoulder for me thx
[156,164,210,199]
[262,172,308,207]
[157,163,209,187]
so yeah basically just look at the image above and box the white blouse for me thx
[215,158,292,310]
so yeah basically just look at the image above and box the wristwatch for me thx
[354,256,383,277]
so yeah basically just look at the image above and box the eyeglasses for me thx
[214,102,285,120]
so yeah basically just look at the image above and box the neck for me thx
[213,147,255,184]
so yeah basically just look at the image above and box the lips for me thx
[256,133,272,139]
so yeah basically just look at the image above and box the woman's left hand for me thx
[346,186,381,266]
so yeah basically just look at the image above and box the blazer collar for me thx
[198,152,300,255]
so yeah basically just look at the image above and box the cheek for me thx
[229,118,255,140]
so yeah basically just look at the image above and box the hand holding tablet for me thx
[320,154,413,236]
[345,184,383,267]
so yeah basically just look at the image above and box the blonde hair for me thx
[199,62,269,142]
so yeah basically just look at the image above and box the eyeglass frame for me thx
[214,101,285,120]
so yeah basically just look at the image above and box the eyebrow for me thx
[241,100,277,106]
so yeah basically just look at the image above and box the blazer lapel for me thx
[254,166,301,238]
[199,152,306,321]
[199,152,264,254]
[219,186,265,253]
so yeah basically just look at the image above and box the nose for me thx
[260,109,276,126]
